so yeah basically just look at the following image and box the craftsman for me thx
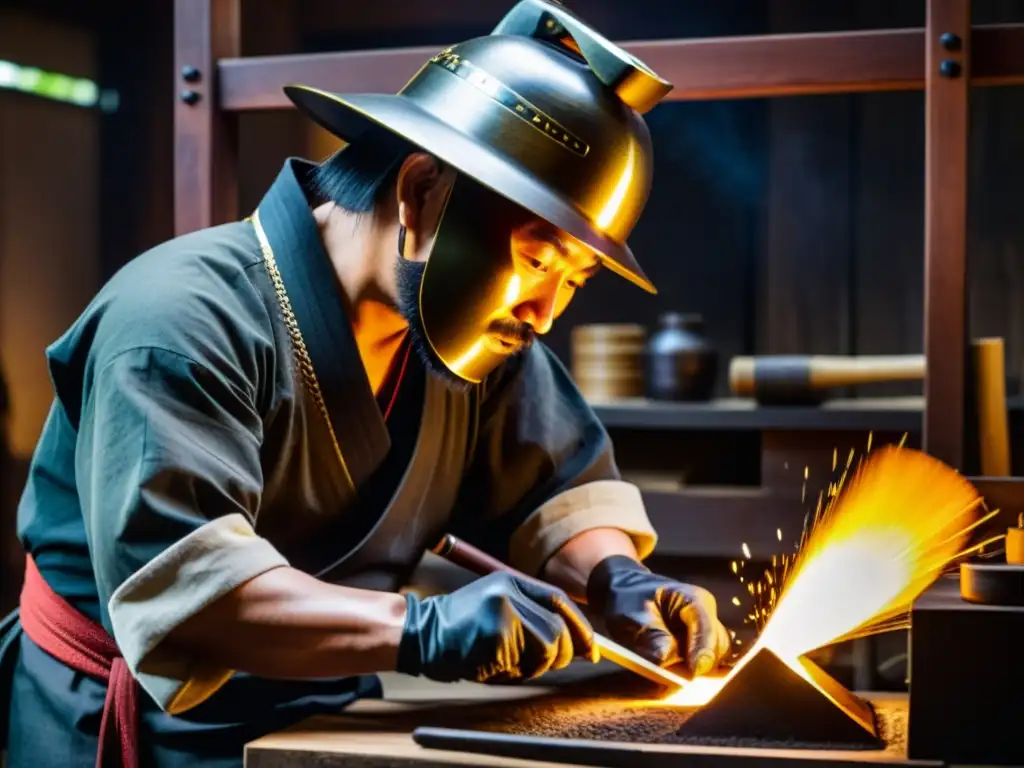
[1,2,730,767]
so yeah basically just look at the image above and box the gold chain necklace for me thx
[249,210,355,493]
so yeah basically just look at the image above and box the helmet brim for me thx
[285,83,657,295]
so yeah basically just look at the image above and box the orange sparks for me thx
[664,446,986,709]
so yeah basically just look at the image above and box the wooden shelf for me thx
[592,395,1024,433]
[592,396,926,432]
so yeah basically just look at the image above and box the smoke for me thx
[646,101,767,211]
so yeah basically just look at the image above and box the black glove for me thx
[397,572,597,683]
[586,555,731,676]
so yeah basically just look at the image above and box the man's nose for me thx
[511,289,558,335]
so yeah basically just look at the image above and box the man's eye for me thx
[528,258,548,272]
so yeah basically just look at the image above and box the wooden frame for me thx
[173,0,1024,519]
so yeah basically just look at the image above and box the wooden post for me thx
[923,0,970,470]
[174,0,240,236]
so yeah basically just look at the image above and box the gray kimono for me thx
[1,158,656,767]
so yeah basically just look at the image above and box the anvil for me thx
[678,647,881,747]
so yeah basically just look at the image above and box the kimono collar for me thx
[251,158,391,493]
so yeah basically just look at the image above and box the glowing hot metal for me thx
[664,446,990,710]
[680,647,881,746]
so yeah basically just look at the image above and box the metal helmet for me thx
[287,0,672,383]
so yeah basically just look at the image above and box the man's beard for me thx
[394,256,534,391]
[394,256,474,392]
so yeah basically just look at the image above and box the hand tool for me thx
[431,533,688,691]
[728,354,925,404]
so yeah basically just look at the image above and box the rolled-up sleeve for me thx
[449,343,657,576]
[76,346,287,714]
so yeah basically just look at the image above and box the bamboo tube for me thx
[729,354,925,403]
[972,338,1011,477]
[571,324,645,402]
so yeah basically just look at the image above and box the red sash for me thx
[19,555,139,768]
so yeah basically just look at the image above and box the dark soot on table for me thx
[435,671,908,753]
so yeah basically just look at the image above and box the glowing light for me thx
[757,448,987,660]
[502,273,522,306]
[661,674,732,707]
[741,542,751,559]
[0,59,117,110]
[595,144,634,230]
[663,446,991,709]
[448,339,485,375]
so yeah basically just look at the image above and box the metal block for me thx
[908,574,1024,765]
[680,647,881,747]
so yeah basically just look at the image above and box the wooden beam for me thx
[216,25,1024,112]
[174,0,240,235]
[923,0,970,471]
[220,46,436,111]
[639,28,921,100]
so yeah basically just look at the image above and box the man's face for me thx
[395,189,601,389]
[496,217,601,343]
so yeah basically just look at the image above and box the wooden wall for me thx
[299,0,1024,406]
[4,0,1023,448]
[0,9,101,458]
[0,6,102,613]
[551,1,1022,407]
[95,0,175,278]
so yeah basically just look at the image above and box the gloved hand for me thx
[586,555,731,676]
[397,572,597,683]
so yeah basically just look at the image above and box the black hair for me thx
[311,127,421,213]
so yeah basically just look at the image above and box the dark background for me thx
[4,1,1022,415]
[1,0,1023,679]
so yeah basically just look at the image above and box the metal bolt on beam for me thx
[939,32,961,51]
[939,60,962,78]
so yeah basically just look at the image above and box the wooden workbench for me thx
[244,686,595,768]
[244,671,932,768]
